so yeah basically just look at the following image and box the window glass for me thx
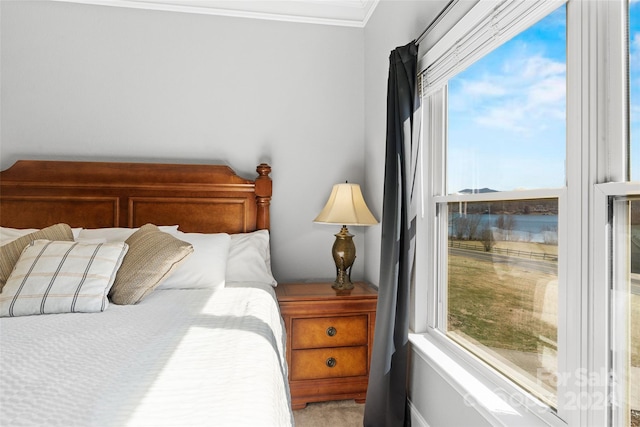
[447,199,559,406]
[631,1,639,181]
[447,6,566,194]
[442,6,566,408]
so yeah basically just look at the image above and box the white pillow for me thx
[158,231,231,290]
[1,226,82,245]
[226,230,277,286]
[0,239,128,317]
[77,225,179,243]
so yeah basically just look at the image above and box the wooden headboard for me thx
[0,160,272,233]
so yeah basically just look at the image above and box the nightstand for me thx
[275,281,377,410]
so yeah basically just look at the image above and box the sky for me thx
[447,3,638,193]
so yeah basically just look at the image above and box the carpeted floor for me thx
[293,400,364,427]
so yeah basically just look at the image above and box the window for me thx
[417,0,639,425]
[609,5,640,426]
[609,4,640,427]
[438,4,566,409]
[631,4,640,425]
[596,188,640,427]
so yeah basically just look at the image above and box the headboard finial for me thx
[255,163,272,230]
[257,163,271,177]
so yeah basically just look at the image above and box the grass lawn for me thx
[447,240,639,419]
[448,251,558,354]
[447,245,558,400]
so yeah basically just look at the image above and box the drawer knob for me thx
[326,326,337,337]
[326,357,337,368]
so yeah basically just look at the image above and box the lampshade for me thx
[313,183,378,226]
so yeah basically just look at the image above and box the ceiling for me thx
[52,0,381,27]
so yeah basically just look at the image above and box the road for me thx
[450,247,558,275]
[451,247,640,295]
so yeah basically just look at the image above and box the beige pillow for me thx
[0,223,74,293]
[109,224,193,305]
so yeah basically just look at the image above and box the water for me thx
[450,213,558,243]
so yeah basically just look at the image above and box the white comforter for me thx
[0,283,293,427]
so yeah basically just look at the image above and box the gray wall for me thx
[0,0,364,282]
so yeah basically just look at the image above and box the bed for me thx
[0,160,293,427]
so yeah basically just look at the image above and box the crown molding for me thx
[50,0,380,27]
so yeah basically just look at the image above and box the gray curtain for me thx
[363,41,420,427]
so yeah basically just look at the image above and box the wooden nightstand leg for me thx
[291,402,307,410]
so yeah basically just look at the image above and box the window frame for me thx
[413,1,631,426]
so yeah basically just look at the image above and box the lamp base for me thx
[332,279,354,291]
[331,226,355,291]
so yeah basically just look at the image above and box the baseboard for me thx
[408,399,430,427]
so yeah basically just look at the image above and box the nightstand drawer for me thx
[291,315,368,349]
[290,346,368,381]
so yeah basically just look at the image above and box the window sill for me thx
[408,332,566,427]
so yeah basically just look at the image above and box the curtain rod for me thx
[415,0,459,45]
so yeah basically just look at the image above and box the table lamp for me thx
[313,183,378,290]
